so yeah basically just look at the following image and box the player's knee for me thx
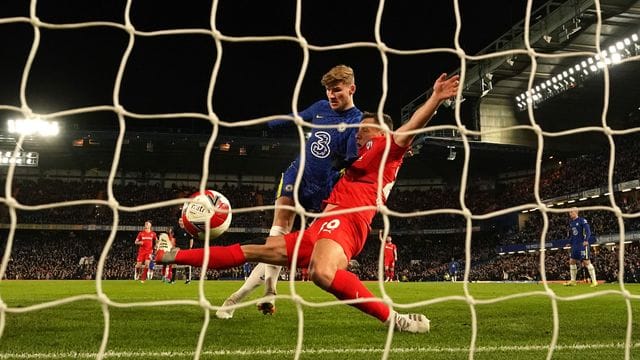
[308,264,335,289]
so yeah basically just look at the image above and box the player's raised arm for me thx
[393,73,459,148]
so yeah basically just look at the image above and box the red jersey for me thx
[325,135,407,220]
[136,230,157,253]
[384,242,397,262]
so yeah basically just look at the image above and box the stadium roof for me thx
[402,0,640,133]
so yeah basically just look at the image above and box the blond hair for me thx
[321,65,355,87]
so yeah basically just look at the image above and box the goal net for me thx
[1,0,639,359]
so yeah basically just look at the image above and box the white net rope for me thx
[0,0,638,359]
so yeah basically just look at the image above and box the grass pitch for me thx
[1,280,639,360]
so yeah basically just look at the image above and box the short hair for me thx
[361,111,394,131]
[321,65,355,87]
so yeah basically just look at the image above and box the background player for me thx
[243,262,252,280]
[171,218,194,284]
[448,258,460,282]
[158,72,460,332]
[216,64,362,319]
[134,220,157,283]
[564,208,598,287]
[380,230,397,282]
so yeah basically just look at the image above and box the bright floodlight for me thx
[7,119,60,137]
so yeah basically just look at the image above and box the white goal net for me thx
[1,0,639,360]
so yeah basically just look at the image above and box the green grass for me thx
[1,281,640,359]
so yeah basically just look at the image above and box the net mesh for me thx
[0,0,637,359]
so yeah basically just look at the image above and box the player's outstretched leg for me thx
[387,312,430,333]
[256,225,289,315]
[325,269,429,334]
[216,263,267,319]
[258,264,281,315]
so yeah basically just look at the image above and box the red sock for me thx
[389,270,395,281]
[175,244,246,269]
[141,267,148,281]
[328,269,390,322]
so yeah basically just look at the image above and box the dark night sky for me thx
[0,0,549,134]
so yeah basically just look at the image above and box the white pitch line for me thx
[1,343,638,359]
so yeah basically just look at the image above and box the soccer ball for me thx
[157,233,173,251]
[181,189,232,240]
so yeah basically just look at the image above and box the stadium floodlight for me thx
[515,31,639,111]
[7,118,59,137]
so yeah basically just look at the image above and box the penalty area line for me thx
[1,343,637,358]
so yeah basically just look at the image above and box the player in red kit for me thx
[134,220,158,283]
[381,230,398,282]
[300,267,309,282]
[157,73,459,332]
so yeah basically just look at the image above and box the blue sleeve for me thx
[345,129,359,163]
[267,101,323,129]
[583,220,592,242]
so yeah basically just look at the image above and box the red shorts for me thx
[384,259,395,268]
[136,250,152,263]
[284,210,370,268]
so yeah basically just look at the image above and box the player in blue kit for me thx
[216,65,362,319]
[448,258,460,282]
[564,208,598,287]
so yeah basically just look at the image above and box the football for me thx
[181,189,232,240]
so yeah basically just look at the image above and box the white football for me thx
[181,189,232,240]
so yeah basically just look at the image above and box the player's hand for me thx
[432,73,460,102]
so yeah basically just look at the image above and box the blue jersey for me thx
[243,262,252,274]
[569,216,592,260]
[449,261,459,275]
[271,100,361,211]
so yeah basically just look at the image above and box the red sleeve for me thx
[351,137,407,173]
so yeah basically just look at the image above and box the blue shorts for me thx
[571,244,590,261]
[276,165,332,212]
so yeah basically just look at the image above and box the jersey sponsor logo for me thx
[310,131,331,158]
[315,114,324,119]
[572,227,579,236]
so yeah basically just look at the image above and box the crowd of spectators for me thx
[5,229,640,284]
[0,230,251,281]
[2,134,640,282]
[0,180,274,229]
